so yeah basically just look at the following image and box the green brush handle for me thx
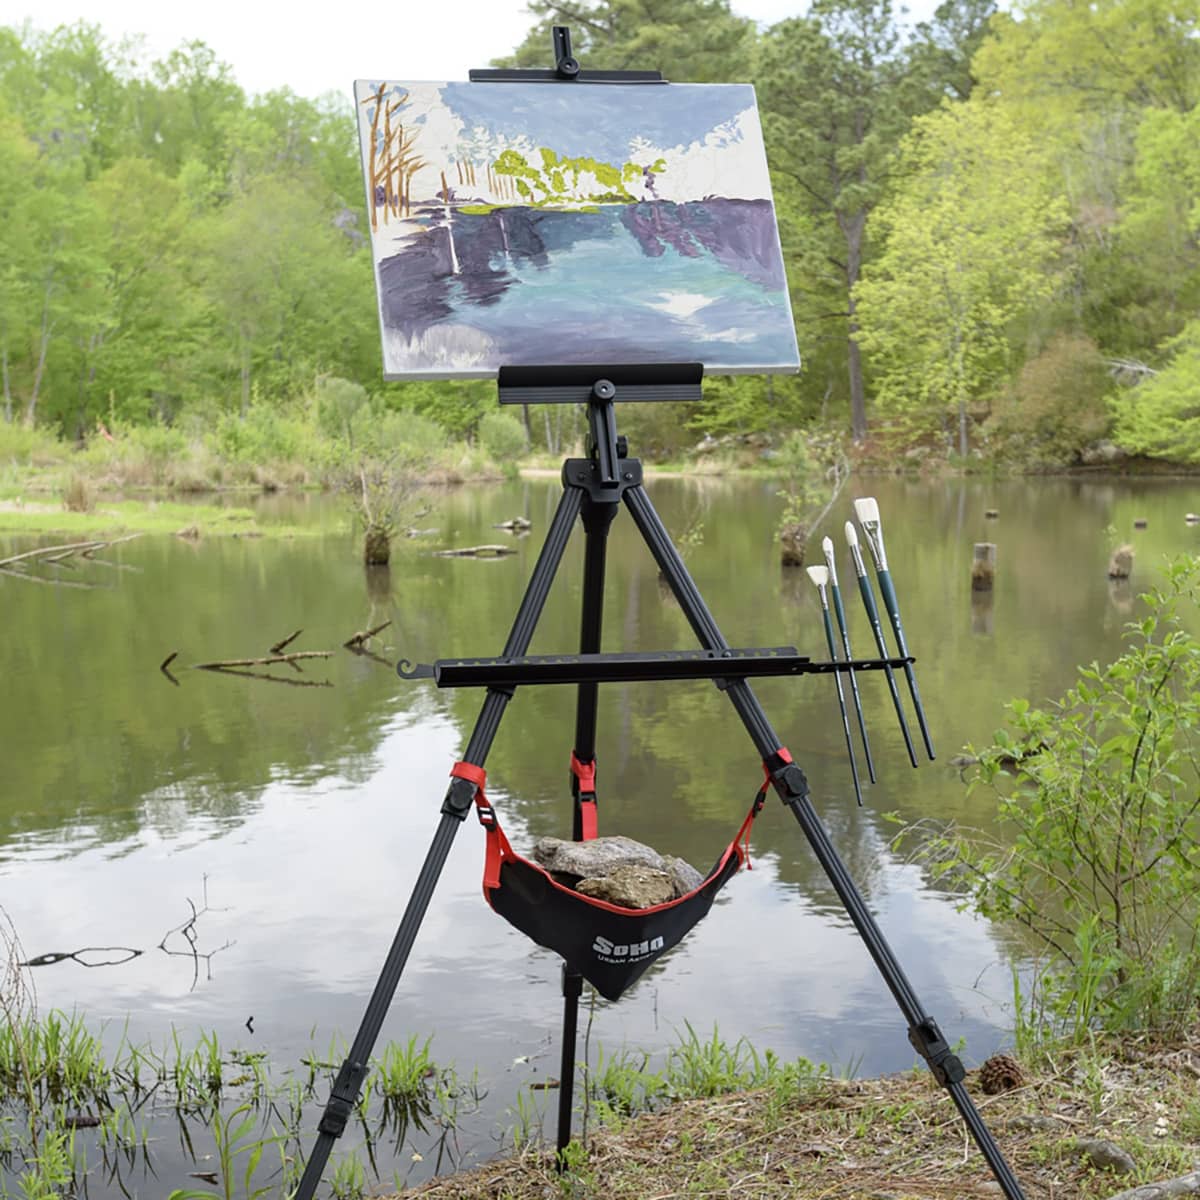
[878,569,935,760]
[828,580,875,782]
[856,572,918,767]
[821,603,863,806]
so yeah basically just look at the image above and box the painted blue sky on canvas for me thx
[437,82,754,164]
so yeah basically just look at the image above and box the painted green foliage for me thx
[854,99,1068,454]
[492,146,664,207]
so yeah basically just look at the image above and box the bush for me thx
[984,334,1112,465]
[0,421,65,469]
[905,558,1200,1044]
[477,411,528,464]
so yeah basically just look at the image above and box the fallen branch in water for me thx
[434,544,517,558]
[193,651,332,670]
[344,620,391,649]
[270,629,303,654]
[0,534,140,570]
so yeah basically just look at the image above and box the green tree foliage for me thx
[854,100,1068,455]
[496,0,756,82]
[910,559,1200,1041]
[1111,319,1200,461]
[757,0,991,441]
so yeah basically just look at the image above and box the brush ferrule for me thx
[848,540,867,577]
[863,523,888,572]
[822,541,839,587]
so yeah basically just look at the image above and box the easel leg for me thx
[294,485,585,1200]
[556,494,617,1157]
[622,483,1027,1200]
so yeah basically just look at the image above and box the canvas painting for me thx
[353,80,801,379]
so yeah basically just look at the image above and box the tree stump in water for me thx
[364,525,391,566]
[1108,544,1134,579]
[971,543,996,591]
[779,522,808,567]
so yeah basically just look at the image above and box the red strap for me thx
[737,785,768,870]
[450,761,505,890]
[571,753,599,841]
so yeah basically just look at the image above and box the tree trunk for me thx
[842,213,868,442]
[363,525,391,566]
[26,311,53,428]
[240,339,251,417]
[2,346,11,424]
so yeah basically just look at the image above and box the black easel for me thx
[294,34,1027,1200]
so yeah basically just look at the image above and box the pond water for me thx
[3,471,1199,1196]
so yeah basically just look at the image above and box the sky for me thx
[0,0,940,103]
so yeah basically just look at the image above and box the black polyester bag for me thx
[487,843,746,1000]
[459,759,764,1001]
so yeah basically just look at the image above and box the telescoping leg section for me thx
[294,379,1027,1200]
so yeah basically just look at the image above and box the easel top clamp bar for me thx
[470,25,667,84]
[498,363,703,406]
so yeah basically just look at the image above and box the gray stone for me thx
[664,855,705,896]
[1104,1173,1200,1199]
[531,835,666,878]
[1072,1137,1136,1175]
[575,865,676,909]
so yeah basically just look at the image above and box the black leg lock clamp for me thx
[764,755,810,807]
[442,775,480,821]
[317,1058,370,1137]
[561,965,583,999]
[908,1018,966,1088]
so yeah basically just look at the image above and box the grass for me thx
[0,1011,472,1200]
[389,1027,1200,1200]
[0,497,320,538]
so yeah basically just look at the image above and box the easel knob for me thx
[553,25,580,78]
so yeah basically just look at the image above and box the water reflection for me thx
[4,473,1200,1193]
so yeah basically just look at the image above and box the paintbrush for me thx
[822,534,876,783]
[853,497,935,761]
[806,564,864,806]
[845,520,918,768]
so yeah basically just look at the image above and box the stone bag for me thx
[454,761,765,1001]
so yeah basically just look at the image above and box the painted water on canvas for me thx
[353,80,801,379]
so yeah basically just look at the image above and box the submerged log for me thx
[434,544,517,558]
[193,651,333,670]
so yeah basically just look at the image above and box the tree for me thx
[757,0,989,441]
[496,0,755,82]
[1111,319,1200,462]
[853,100,1068,456]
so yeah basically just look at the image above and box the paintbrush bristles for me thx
[844,520,859,546]
[854,496,888,571]
[821,535,839,585]
[806,565,829,587]
[853,497,881,525]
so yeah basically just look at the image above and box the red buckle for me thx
[570,752,597,794]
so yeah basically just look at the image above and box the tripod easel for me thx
[293,362,1027,1199]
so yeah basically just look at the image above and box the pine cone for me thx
[979,1053,1025,1094]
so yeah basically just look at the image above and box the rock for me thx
[1010,1114,1060,1133]
[1104,1172,1200,1198]
[1080,440,1128,466]
[576,866,676,909]
[531,835,666,879]
[664,855,704,896]
[1071,1137,1136,1175]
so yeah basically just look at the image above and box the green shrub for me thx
[0,421,65,468]
[905,558,1200,1043]
[477,411,528,464]
[984,334,1112,465]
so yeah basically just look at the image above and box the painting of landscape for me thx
[352,80,800,379]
